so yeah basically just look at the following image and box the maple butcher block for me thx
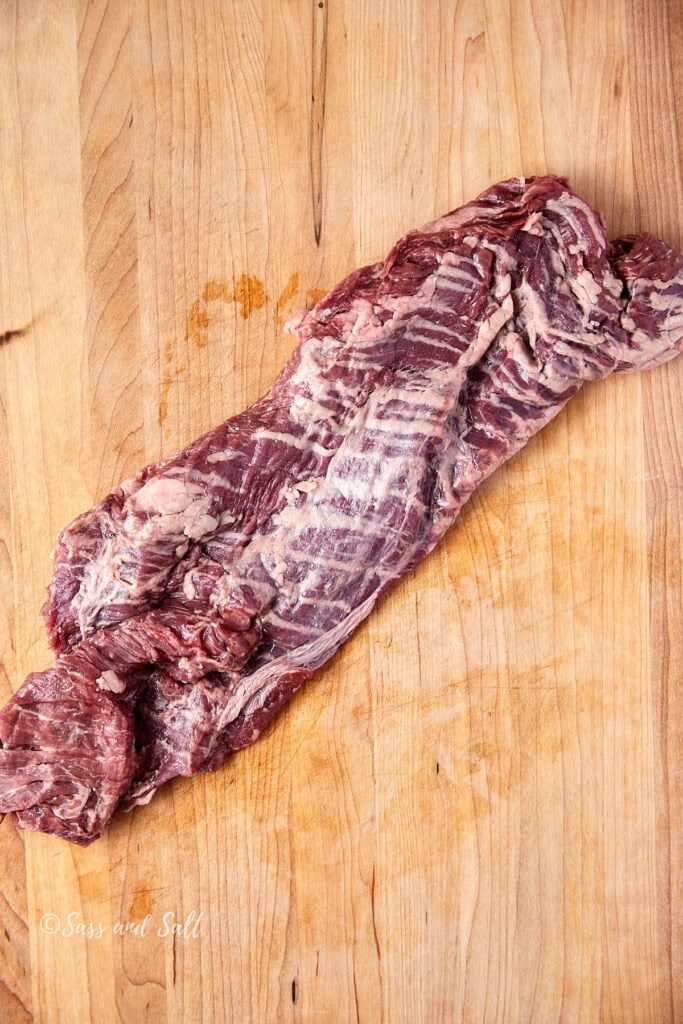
[0,1,680,1022]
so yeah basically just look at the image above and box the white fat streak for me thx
[476,294,514,349]
[569,268,603,306]
[265,612,325,636]
[290,394,335,427]
[252,429,335,458]
[275,503,363,532]
[402,328,463,355]
[96,670,126,694]
[516,280,550,348]
[379,270,439,314]
[382,386,452,408]
[494,273,512,301]
[420,199,501,235]
[206,450,241,464]
[438,253,479,277]
[343,354,393,375]
[333,471,430,508]
[648,289,683,315]
[647,275,683,293]
[183,572,197,600]
[330,457,405,502]
[544,195,623,300]
[184,514,218,540]
[132,476,203,514]
[52,783,92,820]
[262,552,288,586]
[383,488,428,507]
[546,194,605,250]
[214,527,252,543]
[408,314,465,338]
[437,273,478,293]
[522,211,544,236]
[435,269,479,291]
[359,416,447,439]
[293,477,325,493]
[403,291,511,361]
[550,249,565,276]
[216,592,379,734]
[286,547,373,573]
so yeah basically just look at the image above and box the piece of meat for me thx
[0,175,681,845]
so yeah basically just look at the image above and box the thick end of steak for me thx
[0,668,135,845]
[0,564,264,842]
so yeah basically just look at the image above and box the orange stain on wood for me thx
[274,271,300,324]
[158,375,171,426]
[186,299,210,349]
[158,340,173,426]
[172,275,324,424]
[188,275,270,352]
[128,888,153,920]
[202,280,232,303]
[305,287,327,309]
[232,273,268,319]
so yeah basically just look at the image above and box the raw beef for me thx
[0,176,681,844]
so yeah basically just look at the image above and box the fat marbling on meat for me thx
[0,175,681,844]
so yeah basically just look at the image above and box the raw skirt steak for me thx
[1,175,682,844]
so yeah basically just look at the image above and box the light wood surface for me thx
[0,1,681,1021]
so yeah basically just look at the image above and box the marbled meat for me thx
[0,175,681,844]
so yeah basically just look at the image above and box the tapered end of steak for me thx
[0,668,136,845]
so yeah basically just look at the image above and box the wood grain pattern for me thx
[0,1,681,1021]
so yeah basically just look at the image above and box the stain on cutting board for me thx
[158,340,186,427]
[127,888,152,920]
[201,274,269,320]
[274,271,299,324]
[159,273,330,426]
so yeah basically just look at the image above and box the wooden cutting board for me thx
[0,1,680,1021]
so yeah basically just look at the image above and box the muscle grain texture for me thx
[1,176,681,844]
